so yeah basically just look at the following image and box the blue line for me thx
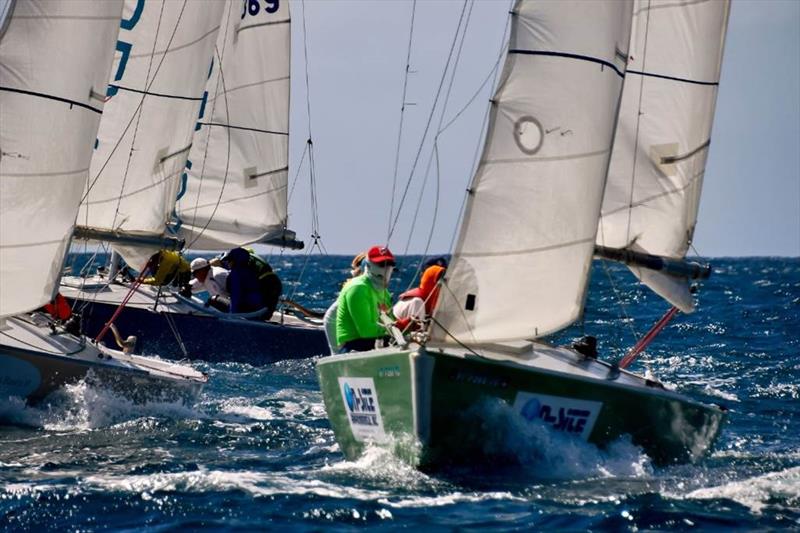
[509,49,625,78]
[108,85,204,102]
[120,0,145,30]
[627,69,718,86]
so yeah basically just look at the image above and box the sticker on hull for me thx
[338,377,386,442]
[513,391,602,440]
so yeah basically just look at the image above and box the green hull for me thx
[317,345,725,467]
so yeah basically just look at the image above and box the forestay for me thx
[78,0,224,269]
[175,0,291,251]
[432,0,632,343]
[597,0,730,312]
[0,0,123,318]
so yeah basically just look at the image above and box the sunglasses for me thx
[373,260,396,268]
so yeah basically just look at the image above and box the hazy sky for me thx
[286,0,800,257]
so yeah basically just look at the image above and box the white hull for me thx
[0,315,205,405]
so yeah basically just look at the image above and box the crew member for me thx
[224,247,282,319]
[143,250,191,287]
[335,246,395,352]
[187,257,231,312]
[323,252,366,354]
[393,263,446,325]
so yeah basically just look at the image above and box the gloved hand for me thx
[178,285,192,298]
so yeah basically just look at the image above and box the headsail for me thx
[432,0,633,344]
[77,0,224,269]
[175,0,293,251]
[0,0,123,317]
[596,0,730,312]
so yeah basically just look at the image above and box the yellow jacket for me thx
[143,250,190,286]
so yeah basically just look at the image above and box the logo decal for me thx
[513,392,602,440]
[338,377,386,442]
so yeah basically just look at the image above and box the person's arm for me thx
[344,284,384,339]
[228,271,242,313]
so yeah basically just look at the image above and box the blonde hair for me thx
[350,251,367,278]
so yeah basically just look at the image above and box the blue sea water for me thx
[1,255,798,530]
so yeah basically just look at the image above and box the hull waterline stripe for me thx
[509,50,625,78]
[0,86,102,113]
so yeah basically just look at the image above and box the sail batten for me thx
[597,0,730,311]
[431,0,633,344]
[0,0,123,318]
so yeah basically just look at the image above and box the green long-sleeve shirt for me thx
[335,274,392,346]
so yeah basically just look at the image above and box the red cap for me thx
[367,245,396,266]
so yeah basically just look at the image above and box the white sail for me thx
[597,0,730,312]
[432,0,632,343]
[78,0,224,268]
[0,0,123,318]
[175,0,291,251]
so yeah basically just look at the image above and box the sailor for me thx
[392,263,446,327]
[223,247,282,319]
[143,250,191,288]
[323,251,367,354]
[187,257,231,311]
[335,246,396,353]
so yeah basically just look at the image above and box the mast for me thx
[431,0,634,344]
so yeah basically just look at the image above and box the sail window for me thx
[465,294,476,311]
[514,115,543,155]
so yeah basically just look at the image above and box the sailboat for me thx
[58,0,328,364]
[0,0,205,405]
[317,0,730,466]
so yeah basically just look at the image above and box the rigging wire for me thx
[387,0,418,241]
[386,0,470,244]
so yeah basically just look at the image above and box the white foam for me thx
[681,466,800,514]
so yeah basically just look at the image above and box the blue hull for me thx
[67,299,329,365]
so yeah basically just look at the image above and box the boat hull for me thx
[317,345,725,467]
[61,279,329,364]
[0,317,205,405]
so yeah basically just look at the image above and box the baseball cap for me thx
[190,257,210,272]
[367,245,396,266]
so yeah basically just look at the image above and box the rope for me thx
[94,266,150,343]
[387,0,470,244]
[387,0,418,239]
[162,309,189,359]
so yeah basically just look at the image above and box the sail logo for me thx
[513,392,601,441]
[338,377,386,443]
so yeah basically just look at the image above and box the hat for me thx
[367,245,396,266]
[190,257,210,272]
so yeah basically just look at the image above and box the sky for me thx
[285,0,800,257]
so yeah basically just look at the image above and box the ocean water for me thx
[1,255,798,530]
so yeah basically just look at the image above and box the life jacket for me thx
[44,293,72,321]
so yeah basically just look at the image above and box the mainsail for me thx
[175,0,292,251]
[77,0,224,268]
[432,0,633,343]
[0,0,123,317]
[597,0,730,312]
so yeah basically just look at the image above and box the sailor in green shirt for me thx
[335,246,396,352]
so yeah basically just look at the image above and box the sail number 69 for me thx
[242,0,279,19]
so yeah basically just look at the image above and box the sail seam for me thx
[481,148,609,165]
[0,238,64,249]
[85,172,180,206]
[460,237,594,258]
[0,86,101,114]
[206,76,289,101]
[508,50,625,78]
[601,170,704,217]
[107,84,204,101]
[237,19,289,33]
[627,69,719,86]
[197,122,288,136]
[127,25,220,59]
[2,167,89,178]
[177,184,288,211]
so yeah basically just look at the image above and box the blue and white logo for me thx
[338,377,385,442]
[514,392,602,440]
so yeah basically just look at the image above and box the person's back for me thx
[144,250,190,287]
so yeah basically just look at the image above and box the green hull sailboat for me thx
[318,0,730,467]
[318,342,724,467]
